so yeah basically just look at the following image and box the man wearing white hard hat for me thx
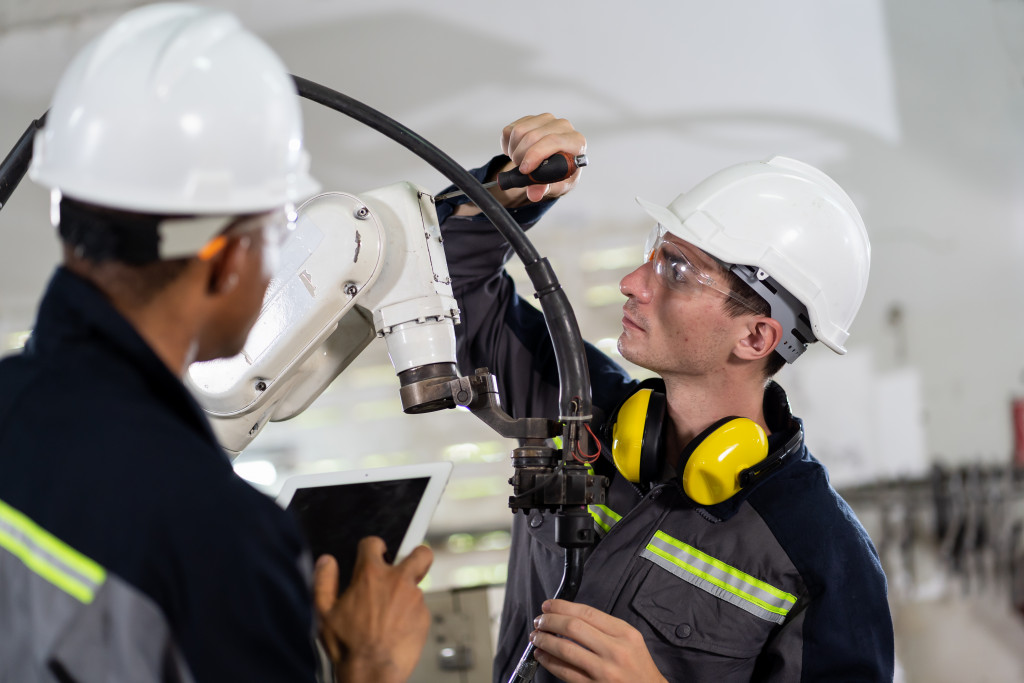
[436,114,893,682]
[0,4,430,682]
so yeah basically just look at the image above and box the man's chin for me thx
[617,335,643,367]
[192,338,247,366]
[620,339,666,377]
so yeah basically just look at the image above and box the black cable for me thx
[0,84,591,421]
[0,112,47,210]
[289,79,597,683]
[291,75,591,422]
[508,545,586,682]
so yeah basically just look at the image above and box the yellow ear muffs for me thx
[681,417,768,506]
[611,388,665,484]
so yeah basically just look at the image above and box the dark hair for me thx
[59,197,191,303]
[59,197,172,264]
[721,270,788,378]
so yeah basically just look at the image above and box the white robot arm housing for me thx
[185,182,460,456]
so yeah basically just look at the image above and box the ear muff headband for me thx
[680,417,768,506]
[738,426,802,486]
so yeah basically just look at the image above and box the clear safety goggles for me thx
[643,225,757,312]
[160,205,296,261]
[233,206,296,275]
[229,205,296,246]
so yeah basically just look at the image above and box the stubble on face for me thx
[618,291,735,379]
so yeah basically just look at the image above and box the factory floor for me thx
[891,577,1024,683]
[879,525,1024,681]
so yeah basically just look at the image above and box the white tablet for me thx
[276,461,453,592]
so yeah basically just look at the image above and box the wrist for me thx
[334,651,405,683]
[452,156,527,217]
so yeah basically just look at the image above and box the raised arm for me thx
[435,115,633,423]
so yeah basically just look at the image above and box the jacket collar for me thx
[694,381,805,520]
[27,267,221,448]
[598,378,805,519]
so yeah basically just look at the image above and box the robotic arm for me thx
[185,182,462,455]
[186,173,606,523]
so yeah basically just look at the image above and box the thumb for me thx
[398,544,434,584]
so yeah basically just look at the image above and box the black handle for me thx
[496,151,580,190]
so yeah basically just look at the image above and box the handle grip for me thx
[496,151,586,190]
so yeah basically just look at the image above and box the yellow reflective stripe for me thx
[588,504,621,534]
[644,530,796,623]
[0,498,106,604]
[653,530,795,606]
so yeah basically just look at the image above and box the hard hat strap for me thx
[730,264,816,364]
[57,197,233,264]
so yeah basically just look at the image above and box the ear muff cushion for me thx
[611,388,665,483]
[639,390,665,484]
[681,417,768,506]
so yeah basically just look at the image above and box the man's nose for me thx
[620,262,654,302]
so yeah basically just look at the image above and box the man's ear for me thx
[734,317,783,362]
[203,234,251,296]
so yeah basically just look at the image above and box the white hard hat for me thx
[636,156,870,358]
[30,3,319,216]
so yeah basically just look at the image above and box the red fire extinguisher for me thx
[1013,398,1024,468]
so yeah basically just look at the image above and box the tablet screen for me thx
[286,477,430,594]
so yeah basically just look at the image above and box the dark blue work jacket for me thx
[0,268,316,682]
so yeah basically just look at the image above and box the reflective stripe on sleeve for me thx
[0,498,106,604]
[641,529,796,624]
[588,504,621,534]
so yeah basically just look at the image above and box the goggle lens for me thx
[648,234,704,293]
[642,229,758,313]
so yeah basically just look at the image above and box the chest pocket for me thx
[632,530,798,659]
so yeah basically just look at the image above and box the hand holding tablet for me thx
[278,462,453,682]
[276,462,453,593]
[314,537,433,683]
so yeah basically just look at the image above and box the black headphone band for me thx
[737,423,803,487]
[638,390,667,485]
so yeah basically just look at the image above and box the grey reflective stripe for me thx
[641,530,797,624]
[0,498,106,603]
[0,498,196,682]
[49,577,198,683]
[588,504,621,534]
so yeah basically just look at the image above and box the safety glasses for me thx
[643,226,758,312]
[229,205,296,247]
[246,206,296,275]
[194,206,295,265]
